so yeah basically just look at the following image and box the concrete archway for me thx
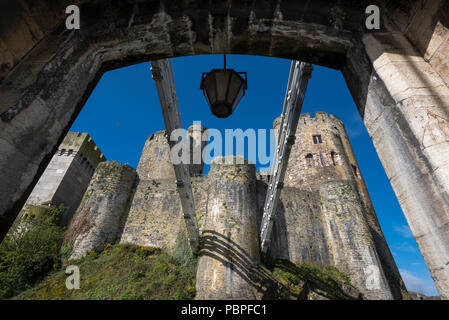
[1,0,448,298]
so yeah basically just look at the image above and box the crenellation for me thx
[18,132,106,226]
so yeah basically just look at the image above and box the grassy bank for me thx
[15,243,197,300]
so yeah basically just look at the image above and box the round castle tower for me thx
[273,112,359,190]
[273,112,406,299]
[196,156,260,300]
[273,112,381,236]
[136,124,208,180]
[64,161,137,260]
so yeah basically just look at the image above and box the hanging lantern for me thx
[200,55,247,118]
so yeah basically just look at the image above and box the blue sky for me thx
[70,54,438,296]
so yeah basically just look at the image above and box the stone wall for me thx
[358,7,449,297]
[119,177,209,250]
[64,161,137,260]
[319,180,393,300]
[259,183,331,267]
[1,1,448,297]
[257,177,399,300]
[274,112,405,299]
[20,132,105,226]
[136,130,175,180]
[196,156,260,300]
[121,124,209,250]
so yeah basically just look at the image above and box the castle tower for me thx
[21,132,106,226]
[136,125,208,180]
[136,130,175,180]
[119,124,209,250]
[273,112,358,190]
[272,112,406,299]
[64,161,137,260]
[187,124,208,177]
[319,180,393,299]
[196,156,260,300]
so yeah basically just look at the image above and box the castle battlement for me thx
[21,132,106,226]
[58,132,106,169]
[275,112,344,129]
[273,112,356,191]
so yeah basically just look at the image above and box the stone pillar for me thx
[64,161,137,260]
[320,181,394,300]
[343,27,449,298]
[195,156,260,300]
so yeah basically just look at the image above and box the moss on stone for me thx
[252,259,362,300]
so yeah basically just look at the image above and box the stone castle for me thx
[20,132,106,226]
[21,112,407,300]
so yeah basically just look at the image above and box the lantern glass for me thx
[228,72,244,105]
[203,74,216,105]
[201,69,247,118]
[215,71,229,102]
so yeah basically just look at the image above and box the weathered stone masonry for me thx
[20,132,105,226]
[59,113,403,299]
[195,156,260,300]
[120,124,209,249]
[272,112,405,299]
[1,0,448,298]
[64,161,137,260]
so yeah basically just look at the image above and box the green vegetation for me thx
[1,203,197,300]
[252,259,361,300]
[15,243,197,300]
[401,288,412,300]
[1,204,362,300]
[0,204,66,299]
[172,229,198,271]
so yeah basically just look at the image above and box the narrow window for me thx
[330,152,335,166]
[351,164,359,178]
[305,154,314,168]
[313,135,322,144]
[320,154,326,167]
